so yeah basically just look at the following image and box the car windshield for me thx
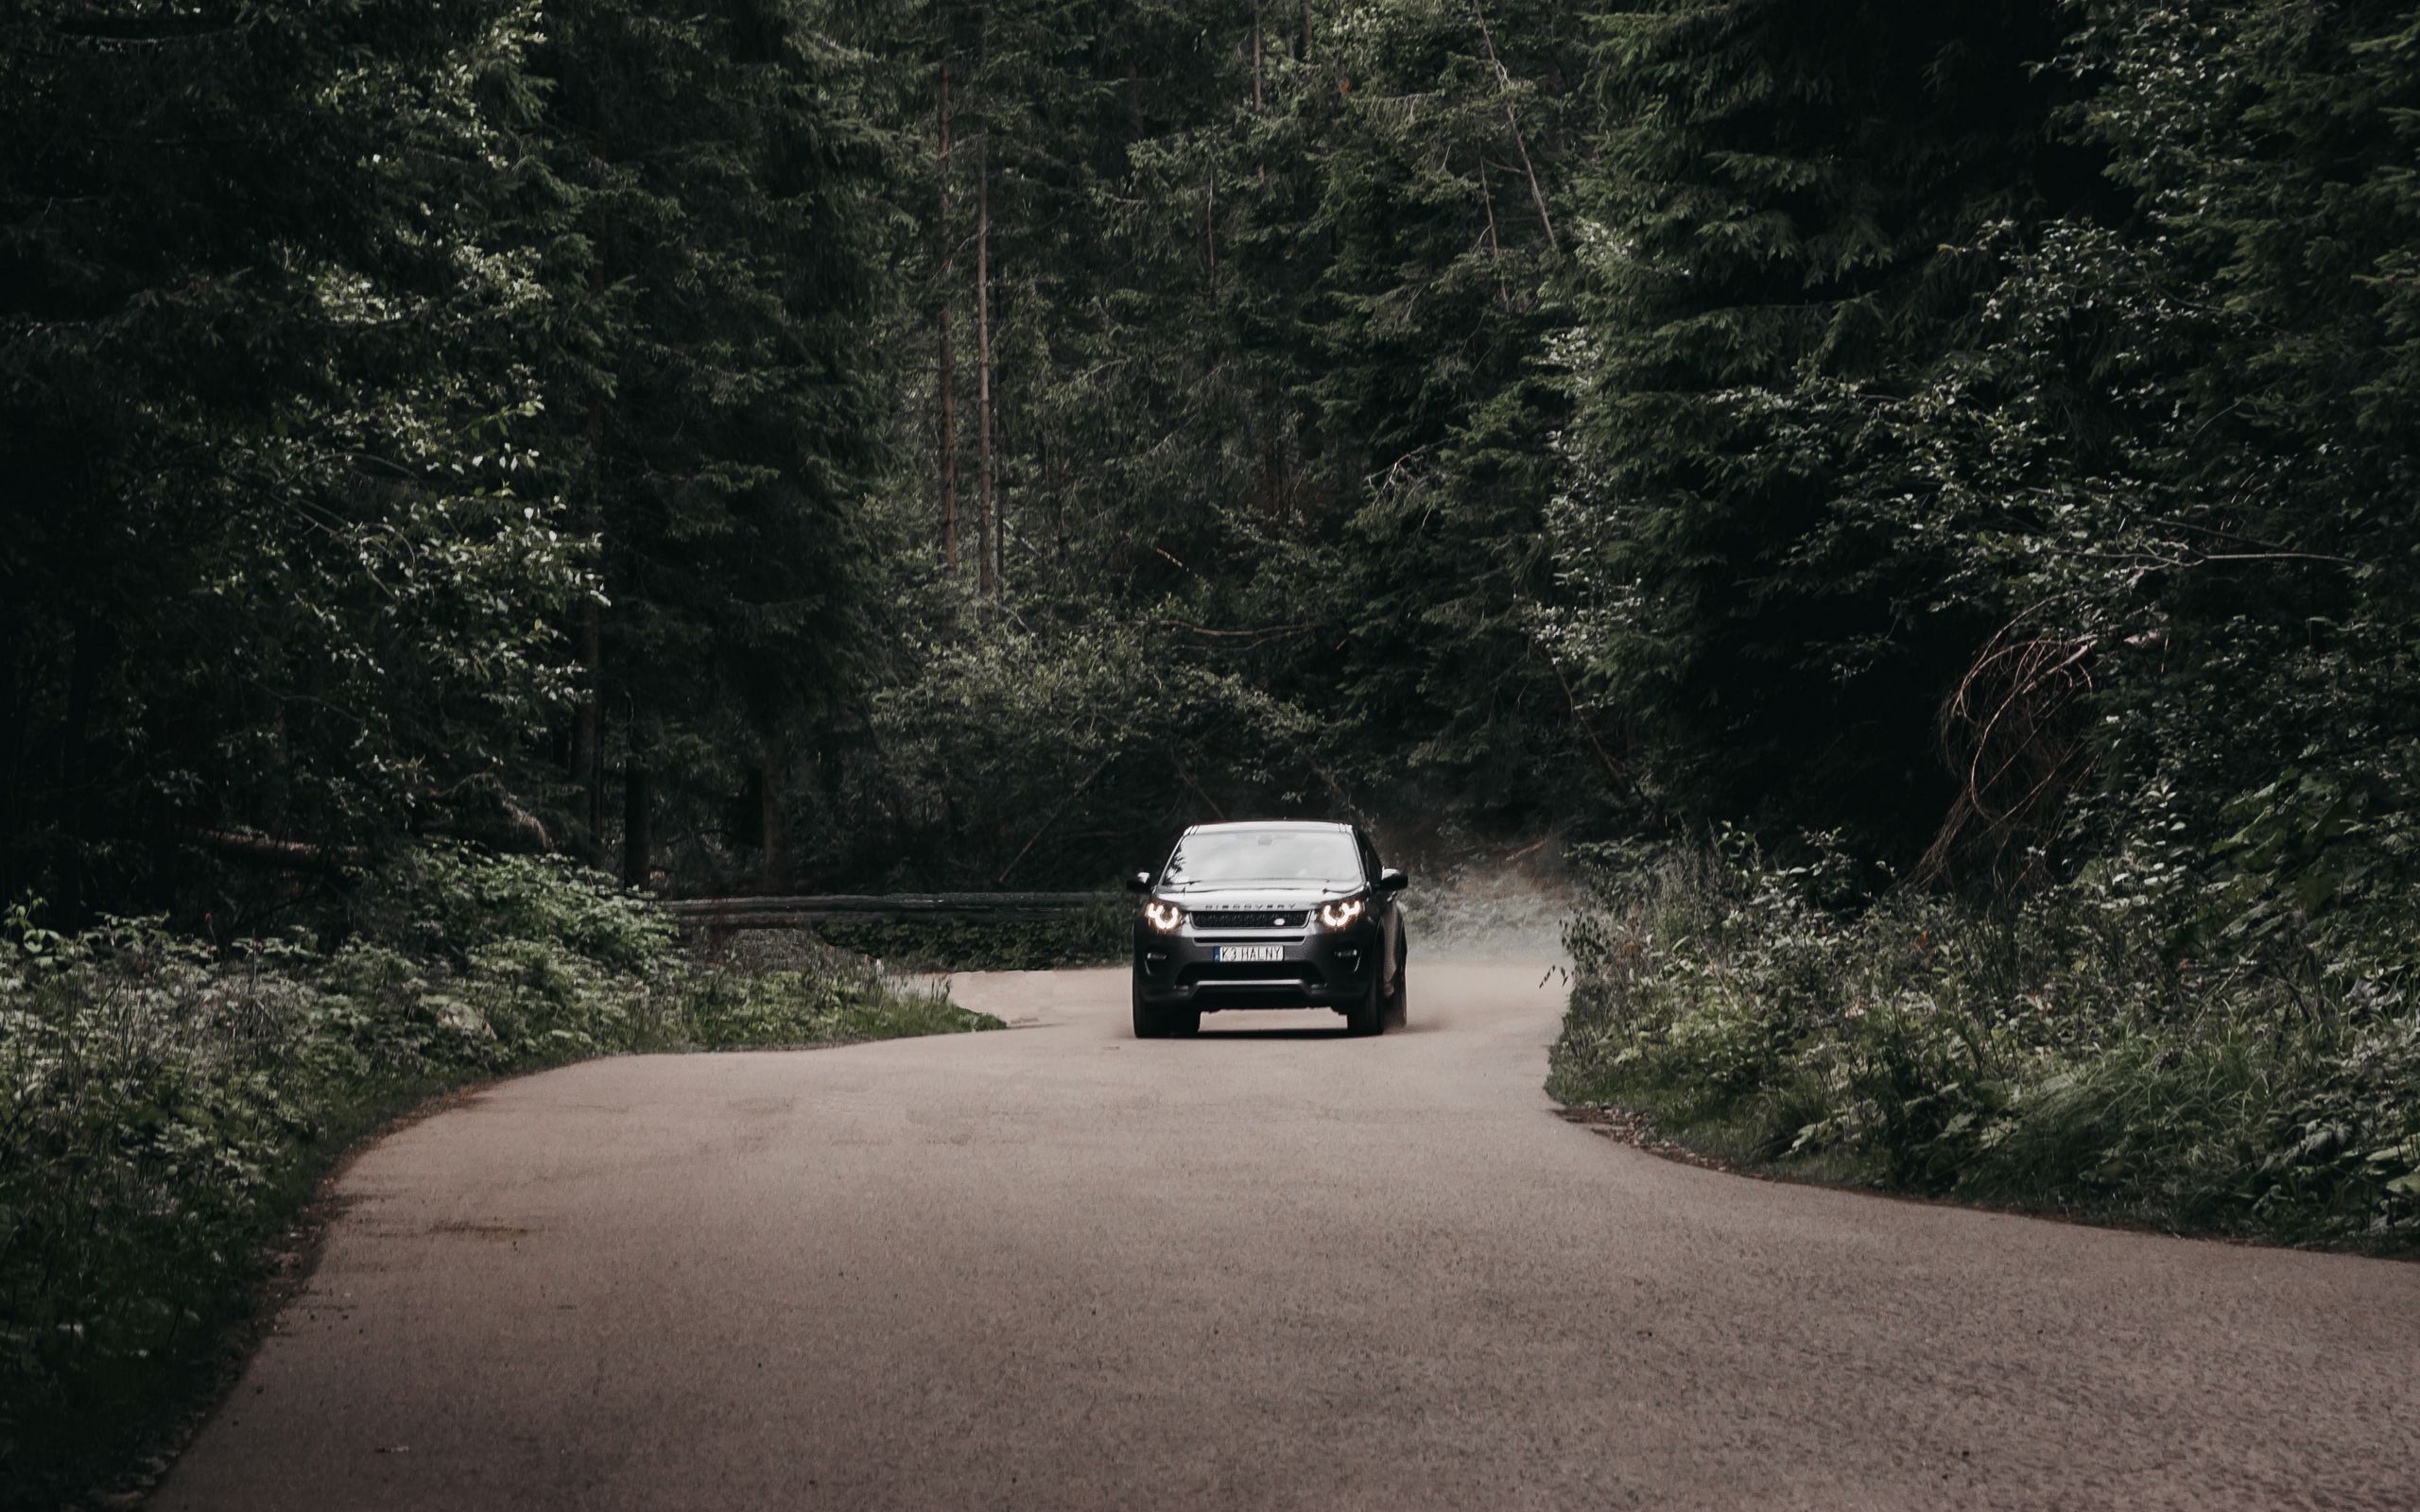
[1161,829,1362,887]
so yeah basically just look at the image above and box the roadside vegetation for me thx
[1550,839,2420,1250]
[812,896,1132,974]
[1541,0,2420,1252]
[0,846,997,1505]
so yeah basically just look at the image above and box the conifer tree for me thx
[1558,0,2072,858]
[532,0,895,886]
[0,0,586,910]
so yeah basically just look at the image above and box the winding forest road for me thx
[157,963,2417,1510]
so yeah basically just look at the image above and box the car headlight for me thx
[1144,901,1185,933]
[1319,896,1367,929]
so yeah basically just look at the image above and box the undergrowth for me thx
[0,844,1000,1504]
[1548,835,2420,1251]
[811,893,1130,971]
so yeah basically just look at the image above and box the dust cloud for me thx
[1392,855,1576,964]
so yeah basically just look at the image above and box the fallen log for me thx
[178,828,364,876]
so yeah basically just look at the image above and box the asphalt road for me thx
[157,963,2419,1511]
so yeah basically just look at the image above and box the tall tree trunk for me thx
[571,390,607,863]
[817,745,845,816]
[1253,5,1268,185]
[58,616,104,926]
[621,721,650,888]
[0,602,15,906]
[1476,151,1512,311]
[1253,3,1264,110]
[756,747,790,895]
[571,594,603,860]
[976,76,997,598]
[1260,376,1281,520]
[938,59,959,572]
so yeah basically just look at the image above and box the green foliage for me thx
[675,962,1003,1042]
[0,0,591,907]
[0,0,1624,906]
[0,850,995,1503]
[533,0,900,882]
[842,617,1334,885]
[1552,0,2420,890]
[1552,0,2079,860]
[1543,7,2420,1246]
[366,841,680,973]
[814,895,1130,971]
[1551,841,2420,1248]
[796,0,1615,887]
[0,0,907,910]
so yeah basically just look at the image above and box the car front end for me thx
[1132,885,1384,1015]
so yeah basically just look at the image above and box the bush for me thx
[361,841,683,974]
[1549,835,2420,1249]
[0,849,998,1504]
[810,895,1132,972]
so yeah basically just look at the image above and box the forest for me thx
[8,0,2411,913]
[5,0,2420,1495]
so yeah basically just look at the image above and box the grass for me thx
[1548,837,2420,1251]
[0,846,1001,1506]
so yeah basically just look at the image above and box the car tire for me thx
[1383,957,1408,1029]
[1345,973,1385,1037]
[1133,986,1199,1040]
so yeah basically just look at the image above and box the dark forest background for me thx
[6,0,2416,936]
[9,6,2420,1487]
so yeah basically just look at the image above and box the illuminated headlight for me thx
[1144,901,1185,933]
[1319,896,1367,929]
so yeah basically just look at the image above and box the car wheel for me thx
[1166,1008,1201,1038]
[1383,957,1408,1029]
[1132,982,1165,1039]
[1345,973,1384,1037]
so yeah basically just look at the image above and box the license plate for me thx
[1214,945,1285,964]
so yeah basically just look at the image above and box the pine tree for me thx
[0,0,587,912]
[531,0,896,887]
[1558,0,2074,861]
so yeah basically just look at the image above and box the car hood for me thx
[1153,883,1361,908]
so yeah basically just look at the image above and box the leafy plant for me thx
[1551,840,2420,1249]
[0,850,996,1504]
[812,894,1131,973]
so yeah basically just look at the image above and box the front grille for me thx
[1191,908,1309,929]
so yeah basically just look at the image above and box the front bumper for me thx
[1132,919,1380,1011]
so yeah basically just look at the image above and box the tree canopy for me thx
[2,0,2414,990]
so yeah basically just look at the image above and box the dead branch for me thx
[1918,612,2101,888]
[1468,0,1559,255]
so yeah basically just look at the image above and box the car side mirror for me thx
[1124,871,1153,894]
[1377,867,1408,894]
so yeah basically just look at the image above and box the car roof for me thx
[1179,820,1354,835]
